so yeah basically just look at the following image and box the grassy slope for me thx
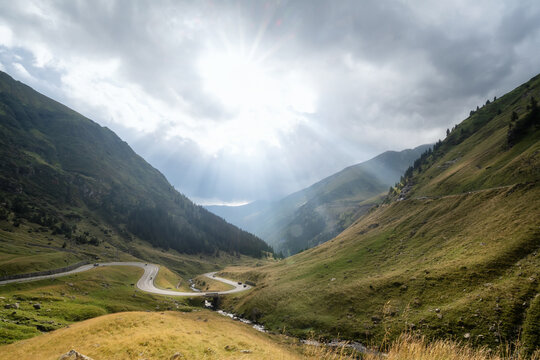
[0,215,268,279]
[0,70,271,262]
[0,265,199,344]
[0,238,272,345]
[193,274,235,292]
[154,265,191,292]
[219,75,540,350]
[0,311,305,360]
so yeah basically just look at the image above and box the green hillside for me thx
[0,70,272,277]
[209,145,430,256]
[219,74,540,353]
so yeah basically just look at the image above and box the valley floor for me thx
[0,261,251,296]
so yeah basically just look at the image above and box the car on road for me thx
[238,282,242,285]
[243,284,247,288]
[93,263,99,267]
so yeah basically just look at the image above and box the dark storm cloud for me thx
[0,1,539,203]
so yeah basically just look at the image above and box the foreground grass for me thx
[0,266,194,344]
[0,311,305,360]
[363,334,540,360]
[3,311,537,360]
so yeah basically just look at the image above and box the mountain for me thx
[208,145,430,255]
[0,70,272,269]
[220,74,540,353]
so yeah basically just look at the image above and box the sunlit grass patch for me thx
[0,266,192,344]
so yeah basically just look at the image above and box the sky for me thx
[0,0,539,205]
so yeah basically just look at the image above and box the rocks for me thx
[203,348,215,355]
[437,313,443,319]
[169,352,185,359]
[33,303,41,310]
[434,308,440,313]
[240,350,252,353]
[463,333,471,339]
[4,303,19,309]
[58,349,94,360]
[330,278,336,282]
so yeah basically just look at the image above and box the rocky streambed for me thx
[203,300,385,357]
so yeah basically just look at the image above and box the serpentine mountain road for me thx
[0,262,250,296]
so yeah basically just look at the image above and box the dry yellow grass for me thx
[2,310,537,360]
[0,310,305,360]
[153,266,235,292]
[193,274,235,292]
[154,266,191,292]
[362,334,540,360]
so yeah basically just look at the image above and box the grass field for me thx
[0,207,275,345]
[1,310,538,360]
[0,311,305,360]
[0,265,197,344]
[192,274,235,292]
[153,265,191,292]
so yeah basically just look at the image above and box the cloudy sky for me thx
[1,1,539,205]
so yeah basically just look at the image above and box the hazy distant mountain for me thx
[208,144,430,255]
[0,71,271,258]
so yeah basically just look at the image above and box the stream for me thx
[188,279,201,292]
[203,299,384,357]
[204,299,267,332]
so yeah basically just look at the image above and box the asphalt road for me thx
[0,261,250,296]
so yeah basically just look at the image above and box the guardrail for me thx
[0,261,89,282]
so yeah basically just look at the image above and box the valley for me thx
[0,71,538,358]
[0,3,539,357]
[208,145,431,256]
[0,262,251,296]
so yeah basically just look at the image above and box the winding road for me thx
[0,262,250,296]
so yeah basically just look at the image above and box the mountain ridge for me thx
[0,70,272,263]
[208,144,430,255]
